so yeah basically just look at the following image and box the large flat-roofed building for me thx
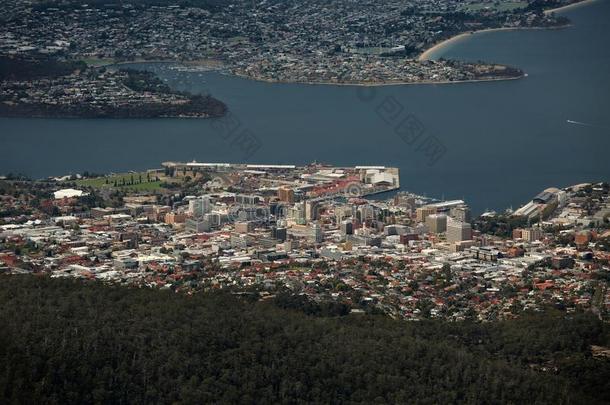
[533,191,556,204]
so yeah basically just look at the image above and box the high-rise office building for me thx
[450,204,471,223]
[416,206,437,222]
[189,196,210,217]
[357,205,375,222]
[340,220,353,236]
[446,218,472,244]
[204,212,221,227]
[271,226,287,241]
[290,203,306,224]
[426,213,447,234]
[305,200,318,222]
[310,223,324,243]
[277,187,295,204]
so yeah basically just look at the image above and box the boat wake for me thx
[566,119,608,130]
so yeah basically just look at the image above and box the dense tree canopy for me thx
[0,275,608,404]
[0,55,86,81]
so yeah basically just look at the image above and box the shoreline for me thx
[112,62,525,87]
[231,71,525,87]
[544,0,600,14]
[82,0,600,90]
[418,25,570,61]
[69,0,599,90]
[419,0,599,61]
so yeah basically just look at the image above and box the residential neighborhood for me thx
[0,0,572,84]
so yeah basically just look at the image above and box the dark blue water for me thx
[1,1,609,213]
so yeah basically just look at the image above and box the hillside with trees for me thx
[0,275,608,404]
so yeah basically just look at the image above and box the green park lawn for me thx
[75,172,163,192]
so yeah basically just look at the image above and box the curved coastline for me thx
[418,25,570,61]
[418,32,474,61]
[418,0,599,61]
[544,0,600,14]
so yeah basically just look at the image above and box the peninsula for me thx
[0,55,226,118]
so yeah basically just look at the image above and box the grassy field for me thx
[461,1,528,11]
[75,172,163,192]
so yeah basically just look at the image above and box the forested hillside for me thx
[0,275,608,404]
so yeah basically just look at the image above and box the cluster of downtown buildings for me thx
[1,162,608,321]
[0,0,570,84]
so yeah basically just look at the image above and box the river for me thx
[1,0,608,213]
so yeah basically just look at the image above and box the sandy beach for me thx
[544,0,600,14]
[418,25,571,61]
[418,32,473,61]
[418,0,597,61]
